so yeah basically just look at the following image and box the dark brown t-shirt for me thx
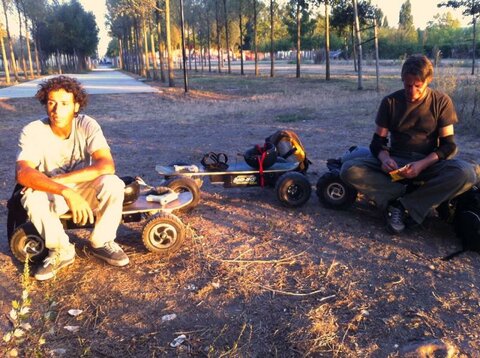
[375,88,458,155]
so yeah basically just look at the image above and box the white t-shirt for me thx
[17,114,110,177]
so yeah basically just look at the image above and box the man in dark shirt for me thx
[340,55,477,234]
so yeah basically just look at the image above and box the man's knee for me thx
[340,159,365,185]
[96,175,125,200]
[21,190,50,213]
[448,160,477,186]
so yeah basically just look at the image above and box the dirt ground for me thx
[1,67,480,357]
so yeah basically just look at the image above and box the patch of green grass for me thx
[276,109,315,123]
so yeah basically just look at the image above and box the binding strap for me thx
[201,152,229,171]
[255,144,268,187]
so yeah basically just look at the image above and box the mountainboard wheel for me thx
[164,176,200,212]
[316,171,357,210]
[141,212,186,255]
[275,172,312,208]
[10,222,48,264]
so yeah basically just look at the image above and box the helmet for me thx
[244,142,278,169]
[121,176,140,205]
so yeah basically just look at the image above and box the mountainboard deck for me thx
[60,192,193,220]
[156,161,299,177]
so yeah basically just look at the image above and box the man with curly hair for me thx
[16,75,129,280]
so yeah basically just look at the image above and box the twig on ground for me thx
[325,257,339,278]
[258,284,337,298]
[206,250,308,265]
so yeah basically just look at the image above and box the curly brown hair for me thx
[35,75,88,112]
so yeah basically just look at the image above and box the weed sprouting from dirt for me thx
[2,258,46,357]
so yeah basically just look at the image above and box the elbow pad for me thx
[369,133,388,158]
[434,135,457,160]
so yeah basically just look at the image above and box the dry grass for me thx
[1,65,479,356]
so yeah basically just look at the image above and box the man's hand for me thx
[61,188,94,225]
[381,157,399,173]
[400,160,427,179]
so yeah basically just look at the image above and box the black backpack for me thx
[7,184,29,242]
[442,186,480,260]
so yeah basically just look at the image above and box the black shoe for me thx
[91,241,129,266]
[404,215,421,230]
[385,202,406,234]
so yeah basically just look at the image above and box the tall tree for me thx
[285,0,311,78]
[325,0,330,80]
[223,0,231,73]
[295,0,301,78]
[0,23,10,83]
[270,0,275,77]
[238,0,245,75]
[215,0,222,72]
[439,0,480,75]
[399,0,414,32]
[253,0,258,76]
[352,0,362,89]
[14,0,28,79]
[155,0,166,82]
[1,0,19,81]
[165,0,175,86]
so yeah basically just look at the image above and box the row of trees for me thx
[0,0,99,84]
[1,0,479,87]
[105,0,480,87]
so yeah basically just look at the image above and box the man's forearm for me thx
[17,165,70,195]
[53,159,115,185]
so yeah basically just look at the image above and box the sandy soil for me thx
[0,69,479,357]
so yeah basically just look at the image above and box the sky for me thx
[370,0,470,29]
[79,0,109,57]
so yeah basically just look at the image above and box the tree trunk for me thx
[142,19,149,78]
[25,21,34,78]
[254,0,258,76]
[374,18,380,92]
[118,37,124,69]
[215,0,222,73]
[351,24,357,72]
[352,0,363,89]
[472,15,476,75]
[223,0,231,73]
[2,0,19,81]
[1,35,10,84]
[239,0,244,75]
[16,2,28,79]
[56,49,62,74]
[296,1,301,78]
[150,29,159,80]
[325,0,330,81]
[270,0,274,77]
[165,0,175,86]
[155,1,166,82]
[206,8,212,72]
[193,24,198,72]
[187,25,192,71]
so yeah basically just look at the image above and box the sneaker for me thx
[35,246,75,281]
[385,202,406,234]
[90,241,129,266]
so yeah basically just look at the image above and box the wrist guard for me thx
[434,135,457,160]
[369,133,388,158]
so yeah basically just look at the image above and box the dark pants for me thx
[340,154,477,224]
